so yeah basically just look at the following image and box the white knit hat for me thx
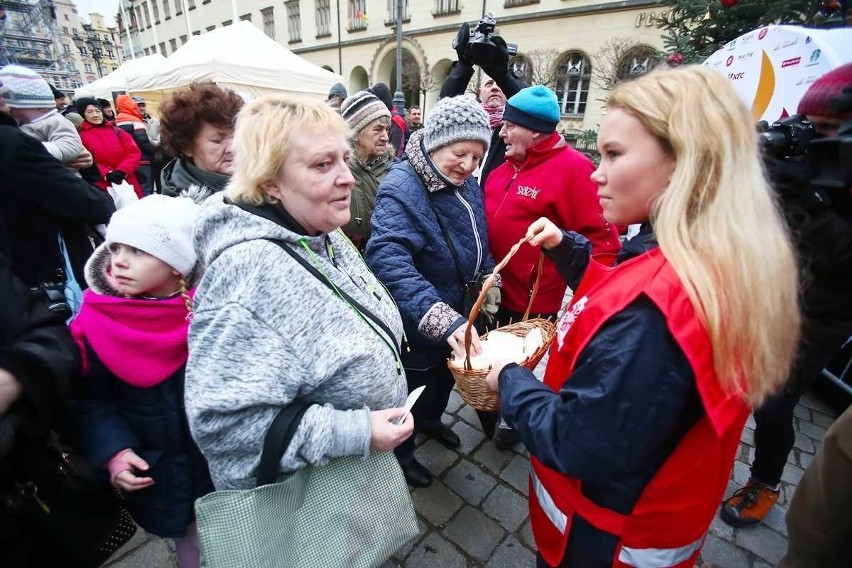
[106,195,200,277]
[424,95,491,154]
[0,65,54,109]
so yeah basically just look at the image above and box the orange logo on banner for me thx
[751,51,775,121]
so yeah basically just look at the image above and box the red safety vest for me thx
[530,248,749,567]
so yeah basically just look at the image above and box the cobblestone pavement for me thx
[381,377,840,568]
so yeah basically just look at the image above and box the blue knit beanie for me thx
[503,85,560,133]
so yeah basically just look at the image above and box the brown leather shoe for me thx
[719,480,780,527]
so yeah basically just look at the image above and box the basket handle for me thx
[463,235,546,370]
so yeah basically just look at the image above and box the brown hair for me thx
[159,82,244,157]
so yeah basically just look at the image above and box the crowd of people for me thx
[0,21,850,568]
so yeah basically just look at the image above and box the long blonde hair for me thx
[608,66,799,405]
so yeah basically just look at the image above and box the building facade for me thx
[54,2,124,88]
[120,0,668,133]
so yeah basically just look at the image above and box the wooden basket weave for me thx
[447,236,556,411]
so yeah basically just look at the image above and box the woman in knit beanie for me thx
[339,90,394,250]
[70,195,212,568]
[365,95,501,487]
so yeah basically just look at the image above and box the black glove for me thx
[105,170,126,184]
[452,22,471,65]
[470,35,510,78]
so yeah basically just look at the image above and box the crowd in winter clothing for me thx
[1,27,850,568]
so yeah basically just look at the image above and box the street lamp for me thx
[73,24,113,78]
[392,0,405,116]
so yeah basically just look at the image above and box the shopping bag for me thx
[108,180,139,209]
[195,401,418,568]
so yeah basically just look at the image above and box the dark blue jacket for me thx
[366,158,495,370]
[71,346,213,538]
[499,225,703,565]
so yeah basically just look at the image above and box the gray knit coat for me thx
[185,193,407,490]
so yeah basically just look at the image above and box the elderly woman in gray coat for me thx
[185,96,413,492]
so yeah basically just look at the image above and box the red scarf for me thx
[71,289,195,387]
[482,103,504,129]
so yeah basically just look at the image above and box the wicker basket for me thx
[448,236,557,411]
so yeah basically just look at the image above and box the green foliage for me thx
[659,0,815,63]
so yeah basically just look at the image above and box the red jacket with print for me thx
[484,132,619,315]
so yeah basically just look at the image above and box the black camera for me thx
[31,281,72,321]
[453,13,518,61]
[758,115,815,159]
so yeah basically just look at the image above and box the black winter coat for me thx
[0,114,115,289]
[0,253,77,565]
[71,348,213,538]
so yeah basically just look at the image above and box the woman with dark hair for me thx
[158,82,244,199]
[77,97,143,198]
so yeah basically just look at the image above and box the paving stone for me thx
[500,455,531,497]
[404,532,466,568]
[792,404,811,421]
[443,506,506,562]
[732,461,751,486]
[708,509,734,541]
[379,559,402,568]
[745,414,756,429]
[440,413,456,427]
[482,484,529,532]
[411,480,463,526]
[740,427,754,446]
[781,463,805,486]
[761,504,788,538]
[787,448,798,466]
[473,440,512,474]
[456,404,483,430]
[451,420,486,455]
[735,523,788,565]
[793,432,815,454]
[698,534,749,568]
[777,482,791,507]
[393,518,428,561]
[416,439,459,477]
[798,420,829,442]
[810,409,836,429]
[519,520,536,551]
[798,451,814,470]
[485,535,536,568]
[753,561,773,568]
[446,389,465,415]
[443,461,496,506]
[799,392,835,416]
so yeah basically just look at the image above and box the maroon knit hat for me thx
[797,62,852,118]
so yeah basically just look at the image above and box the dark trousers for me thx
[752,328,850,485]
[395,365,455,461]
[477,307,559,438]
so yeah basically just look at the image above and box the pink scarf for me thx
[482,103,504,129]
[71,288,195,387]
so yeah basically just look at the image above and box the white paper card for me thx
[395,385,426,425]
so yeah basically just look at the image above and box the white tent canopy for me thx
[74,54,167,100]
[125,21,342,105]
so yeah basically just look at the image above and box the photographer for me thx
[440,16,526,187]
[721,62,852,528]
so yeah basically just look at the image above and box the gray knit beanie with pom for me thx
[423,95,491,154]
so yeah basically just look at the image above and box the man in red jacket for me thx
[484,85,620,448]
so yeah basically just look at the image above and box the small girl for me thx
[70,195,212,568]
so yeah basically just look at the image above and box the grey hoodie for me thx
[185,194,407,490]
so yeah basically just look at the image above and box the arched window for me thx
[510,53,532,84]
[616,45,660,82]
[555,52,591,116]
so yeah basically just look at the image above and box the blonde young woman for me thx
[485,66,800,568]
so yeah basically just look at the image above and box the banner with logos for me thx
[703,25,852,123]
